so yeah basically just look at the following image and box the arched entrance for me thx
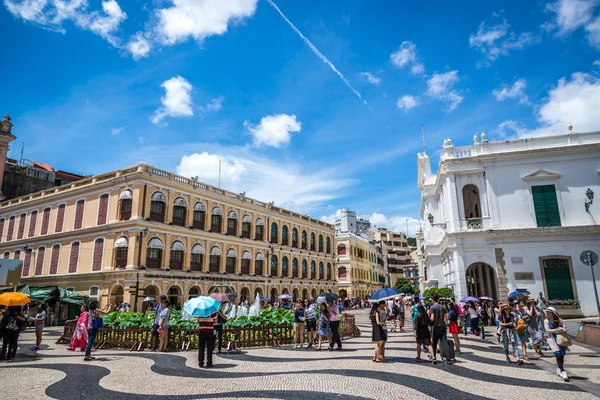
[319,289,325,294]
[339,289,348,299]
[302,288,309,300]
[466,263,498,300]
[292,288,299,301]
[188,286,200,300]
[144,285,159,296]
[240,287,250,304]
[110,285,124,306]
[462,184,481,219]
[270,287,279,303]
[254,287,263,297]
[311,289,317,299]
[168,286,182,307]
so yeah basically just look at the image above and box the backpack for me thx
[392,304,400,315]
[515,317,527,334]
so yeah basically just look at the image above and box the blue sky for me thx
[2,0,600,235]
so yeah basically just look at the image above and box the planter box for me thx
[576,323,600,347]
[548,305,583,318]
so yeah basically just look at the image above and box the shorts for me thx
[388,314,396,320]
[416,336,431,346]
[151,324,160,337]
[398,312,405,322]
[449,321,460,335]
[294,322,305,335]
[306,319,317,332]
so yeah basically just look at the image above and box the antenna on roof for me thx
[19,142,24,164]
[421,124,427,154]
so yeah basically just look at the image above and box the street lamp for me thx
[427,213,446,229]
[133,227,149,312]
[585,188,594,212]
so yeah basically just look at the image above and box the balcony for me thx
[466,218,483,230]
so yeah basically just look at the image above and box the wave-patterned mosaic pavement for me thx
[2,311,600,400]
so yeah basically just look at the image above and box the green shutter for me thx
[532,185,561,227]
[544,259,574,300]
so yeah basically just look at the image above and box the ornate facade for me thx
[0,163,336,309]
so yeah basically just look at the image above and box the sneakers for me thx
[293,345,297,349]
[506,357,511,364]
[556,368,562,377]
[561,371,569,382]
[307,343,313,348]
[516,359,523,366]
[30,346,39,352]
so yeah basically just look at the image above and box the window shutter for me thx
[17,213,26,239]
[41,208,50,234]
[92,239,104,271]
[35,247,45,275]
[532,185,561,227]
[7,216,15,241]
[13,250,21,260]
[22,251,32,276]
[74,200,85,229]
[97,194,109,225]
[0,219,4,242]
[28,211,38,237]
[69,242,80,273]
[543,259,574,300]
[49,245,60,274]
[56,204,66,232]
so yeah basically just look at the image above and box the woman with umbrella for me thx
[184,296,221,368]
[0,292,28,361]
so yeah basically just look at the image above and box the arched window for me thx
[270,222,278,244]
[241,251,251,274]
[168,286,182,307]
[302,259,308,278]
[301,230,307,249]
[310,233,316,251]
[146,238,164,269]
[326,237,331,254]
[462,184,482,219]
[28,210,38,237]
[172,197,187,226]
[169,241,185,270]
[190,244,204,271]
[74,199,85,229]
[34,246,45,275]
[319,261,324,279]
[119,190,133,221]
[150,192,167,222]
[211,207,223,233]
[310,260,316,279]
[227,211,238,236]
[209,246,221,272]
[97,194,109,225]
[270,255,278,276]
[282,256,289,277]
[193,202,206,230]
[226,248,237,273]
[17,213,26,239]
[255,252,264,275]
[318,235,323,252]
[281,225,289,246]
[326,263,332,280]
[242,215,252,238]
[255,218,265,240]
[337,244,347,255]
[92,238,104,272]
[114,236,128,269]
[292,258,299,277]
[292,228,298,247]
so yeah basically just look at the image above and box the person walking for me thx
[499,304,523,365]
[447,302,461,353]
[387,298,397,332]
[293,299,306,349]
[398,296,406,332]
[149,295,166,352]
[317,302,332,350]
[415,304,434,362]
[537,292,548,310]
[526,297,544,357]
[197,312,217,368]
[68,305,89,351]
[328,300,342,351]
[514,300,529,360]
[158,299,171,352]
[466,302,480,336]
[214,308,227,354]
[83,302,112,361]
[370,301,387,362]
[0,306,26,361]
[494,302,503,343]
[31,304,47,352]
[545,307,570,381]
[429,294,449,364]
[304,299,317,348]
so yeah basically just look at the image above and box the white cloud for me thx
[492,78,529,105]
[5,0,127,46]
[396,95,419,111]
[320,210,422,237]
[594,60,600,67]
[470,15,539,66]
[151,76,194,125]
[499,72,600,138]
[425,71,463,111]
[177,151,354,212]
[138,137,145,144]
[360,72,381,85]
[127,32,151,60]
[496,120,528,138]
[245,114,301,148]
[543,0,600,50]
[267,0,367,105]
[199,96,223,112]
[389,41,425,75]
[111,127,123,135]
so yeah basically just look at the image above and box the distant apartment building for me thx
[369,228,417,286]
[334,208,371,235]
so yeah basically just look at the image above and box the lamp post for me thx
[133,227,149,312]
[427,213,447,229]
[585,188,594,212]
[580,250,599,322]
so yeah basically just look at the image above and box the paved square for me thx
[2,311,600,399]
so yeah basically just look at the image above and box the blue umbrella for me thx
[460,296,479,303]
[508,290,530,300]
[260,296,270,302]
[369,288,401,302]
[184,296,221,317]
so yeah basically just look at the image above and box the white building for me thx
[418,128,600,317]
[334,208,371,235]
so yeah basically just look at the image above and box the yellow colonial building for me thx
[0,163,336,310]
[335,232,387,300]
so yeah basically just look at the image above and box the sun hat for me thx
[526,296,537,304]
[546,306,559,315]
[501,304,513,312]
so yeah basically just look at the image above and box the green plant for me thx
[423,287,453,299]
[225,307,293,328]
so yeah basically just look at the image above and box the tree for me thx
[394,277,417,295]
[407,237,417,247]
[423,287,453,299]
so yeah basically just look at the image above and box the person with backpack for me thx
[514,300,529,360]
[84,302,112,361]
[499,304,523,365]
[0,306,26,361]
[544,307,570,381]
[447,303,461,354]
[429,294,451,364]
[415,304,434,361]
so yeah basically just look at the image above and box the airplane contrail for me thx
[267,0,367,106]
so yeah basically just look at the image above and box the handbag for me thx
[556,332,572,347]
[92,317,104,329]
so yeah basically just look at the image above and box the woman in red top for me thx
[198,313,217,368]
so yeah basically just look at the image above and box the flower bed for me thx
[546,299,581,308]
